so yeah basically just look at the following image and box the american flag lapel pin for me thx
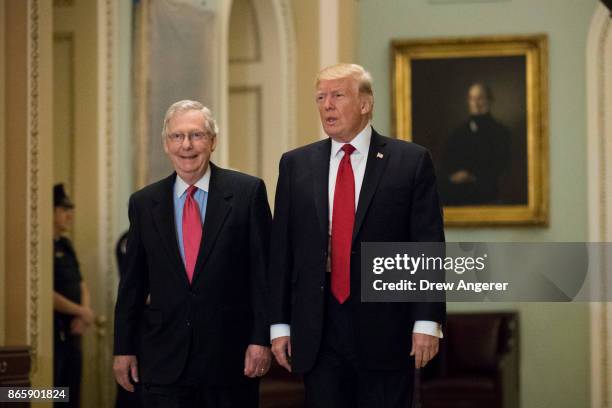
[377,152,384,159]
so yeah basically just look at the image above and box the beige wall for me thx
[338,0,357,64]
[292,0,321,146]
[2,0,54,393]
[54,1,100,405]
[290,0,357,148]
[53,32,75,191]
[0,0,6,346]
[4,0,29,347]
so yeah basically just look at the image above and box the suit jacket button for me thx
[186,320,191,327]
[320,286,324,292]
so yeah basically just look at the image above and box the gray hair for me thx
[161,100,219,140]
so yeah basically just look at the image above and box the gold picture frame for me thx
[392,35,549,227]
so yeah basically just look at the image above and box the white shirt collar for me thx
[175,164,211,198]
[330,124,372,158]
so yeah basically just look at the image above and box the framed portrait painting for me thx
[392,35,549,226]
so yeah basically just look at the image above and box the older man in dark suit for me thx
[269,64,446,408]
[113,100,272,407]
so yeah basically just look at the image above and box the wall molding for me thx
[98,0,118,405]
[587,3,612,408]
[275,0,297,151]
[228,0,261,64]
[53,0,74,7]
[53,32,76,191]
[27,0,41,374]
[220,0,296,166]
[228,85,263,175]
[133,0,150,189]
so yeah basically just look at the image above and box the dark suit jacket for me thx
[269,129,445,374]
[114,163,271,385]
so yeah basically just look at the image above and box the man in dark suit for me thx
[269,64,445,408]
[113,100,272,407]
[442,82,512,206]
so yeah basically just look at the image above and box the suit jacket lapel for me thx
[352,130,389,245]
[192,163,232,284]
[151,173,189,284]
[311,139,332,243]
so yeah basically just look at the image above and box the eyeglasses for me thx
[166,131,212,143]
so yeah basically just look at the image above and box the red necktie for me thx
[331,144,356,304]
[182,185,202,283]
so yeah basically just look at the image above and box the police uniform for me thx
[54,236,83,408]
[53,183,83,408]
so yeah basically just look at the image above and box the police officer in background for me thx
[53,184,95,408]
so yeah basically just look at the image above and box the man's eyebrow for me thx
[324,88,345,93]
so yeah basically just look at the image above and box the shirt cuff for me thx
[413,320,443,338]
[270,324,291,341]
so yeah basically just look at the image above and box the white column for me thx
[587,4,612,408]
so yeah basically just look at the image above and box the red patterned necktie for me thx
[331,144,356,304]
[182,185,202,283]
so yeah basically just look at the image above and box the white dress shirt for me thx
[327,125,372,225]
[271,125,442,341]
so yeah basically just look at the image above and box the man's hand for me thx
[410,333,439,369]
[70,317,87,335]
[79,306,95,325]
[271,336,291,372]
[113,355,139,392]
[244,345,272,378]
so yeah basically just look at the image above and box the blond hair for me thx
[161,100,219,141]
[316,63,374,119]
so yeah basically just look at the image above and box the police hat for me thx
[53,184,74,209]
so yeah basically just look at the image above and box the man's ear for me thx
[210,135,217,152]
[361,95,372,115]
